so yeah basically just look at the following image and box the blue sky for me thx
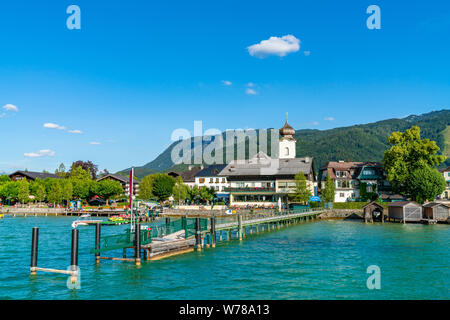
[0,0,449,173]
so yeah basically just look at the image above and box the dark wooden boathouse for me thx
[362,201,385,223]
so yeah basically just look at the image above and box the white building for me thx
[318,161,388,202]
[219,116,316,208]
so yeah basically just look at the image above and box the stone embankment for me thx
[318,209,364,220]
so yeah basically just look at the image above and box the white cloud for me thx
[69,129,83,134]
[24,149,55,158]
[247,35,300,58]
[2,104,19,112]
[0,113,5,118]
[246,82,255,87]
[246,88,257,95]
[90,142,101,145]
[304,51,311,56]
[43,123,66,130]
[221,80,232,86]
[312,121,319,126]
[324,117,334,121]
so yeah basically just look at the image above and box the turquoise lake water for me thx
[0,216,448,300]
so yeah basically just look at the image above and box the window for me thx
[336,171,347,178]
[340,193,345,197]
[210,178,213,183]
[222,178,226,183]
[199,178,205,183]
[363,169,376,176]
[216,178,219,183]
[284,147,289,156]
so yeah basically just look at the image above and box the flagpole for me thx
[130,167,134,231]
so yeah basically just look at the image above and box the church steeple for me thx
[279,113,296,159]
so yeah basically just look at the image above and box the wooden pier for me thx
[90,209,323,264]
[195,209,323,250]
[141,209,323,257]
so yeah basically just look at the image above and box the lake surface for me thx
[0,216,448,299]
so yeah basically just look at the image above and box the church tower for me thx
[279,113,297,159]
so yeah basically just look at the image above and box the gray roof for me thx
[387,201,421,207]
[218,152,314,178]
[98,174,138,184]
[196,164,227,177]
[9,171,62,180]
[423,202,450,208]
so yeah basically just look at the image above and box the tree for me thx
[383,126,446,197]
[70,165,91,180]
[172,176,188,204]
[70,161,99,179]
[187,185,200,203]
[406,167,446,203]
[97,179,123,204]
[199,186,215,205]
[18,179,30,204]
[139,174,155,200]
[0,181,19,203]
[69,166,93,201]
[289,172,312,204]
[47,181,63,204]
[55,163,68,178]
[152,173,175,202]
[61,180,73,205]
[322,177,335,204]
[36,184,46,203]
[0,175,10,184]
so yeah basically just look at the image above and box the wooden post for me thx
[135,223,141,266]
[195,217,202,251]
[95,223,101,264]
[211,216,216,248]
[30,227,38,275]
[205,233,210,248]
[70,228,79,283]
[238,214,243,241]
[165,217,170,235]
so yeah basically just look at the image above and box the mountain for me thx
[118,110,450,178]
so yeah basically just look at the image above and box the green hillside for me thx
[118,110,450,178]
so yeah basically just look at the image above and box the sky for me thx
[0,0,449,174]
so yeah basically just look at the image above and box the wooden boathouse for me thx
[387,201,422,223]
[362,201,385,223]
[423,202,450,223]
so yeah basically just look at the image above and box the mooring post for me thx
[195,217,202,251]
[135,223,141,266]
[210,216,216,248]
[95,223,101,264]
[238,214,243,241]
[165,217,170,234]
[30,227,39,275]
[70,228,79,283]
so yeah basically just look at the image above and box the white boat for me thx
[80,214,91,218]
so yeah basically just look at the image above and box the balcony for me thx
[224,187,276,193]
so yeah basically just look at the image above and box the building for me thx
[318,161,390,202]
[219,116,316,208]
[194,164,229,200]
[97,174,139,197]
[439,167,450,199]
[9,170,62,181]
[387,201,422,223]
[168,166,204,189]
[423,202,450,222]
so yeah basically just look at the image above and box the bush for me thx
[332,201,388,209]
